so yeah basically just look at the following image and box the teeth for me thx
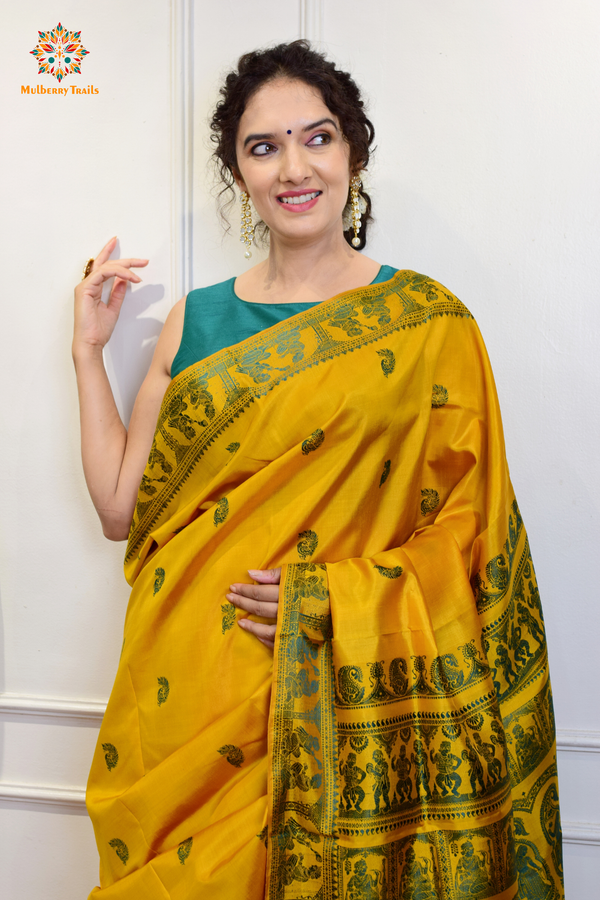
[280,192,319,205]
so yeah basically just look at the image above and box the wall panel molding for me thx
[0,782,85,809]
[299,0,324,42]
[0,693,105,723]
[170,0,194,302]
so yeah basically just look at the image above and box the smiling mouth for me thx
[277,191,322,205]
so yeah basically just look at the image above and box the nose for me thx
[278,143,311,186]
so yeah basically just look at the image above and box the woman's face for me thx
[234,78,352,246]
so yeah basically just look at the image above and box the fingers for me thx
[93,236,118,268]
[85,263,147,288]
[237,618,276,648]
[247,567,282,584]
[227,581,278,619]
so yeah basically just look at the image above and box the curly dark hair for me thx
[210,40,375,249]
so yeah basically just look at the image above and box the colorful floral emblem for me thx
[30,23,89,83]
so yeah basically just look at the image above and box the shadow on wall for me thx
[103,281,166,427]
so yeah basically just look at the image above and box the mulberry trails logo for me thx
[23,22,97,95]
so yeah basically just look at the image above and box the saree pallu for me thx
[87,270,564,900]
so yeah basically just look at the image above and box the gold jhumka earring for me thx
[350,175,362,247]
[240,191,255,259]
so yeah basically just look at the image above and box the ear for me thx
[232,168,248,194]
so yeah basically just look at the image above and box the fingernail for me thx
[247,569,262,577]
[238,619,247,629]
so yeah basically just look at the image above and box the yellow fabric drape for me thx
[87,271,563,900]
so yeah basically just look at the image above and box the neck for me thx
[234,225,381,305]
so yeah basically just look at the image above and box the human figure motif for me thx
[391,744,412,803]
[513,722,542,774]
[366,749,391,813]
[454,840,490,896]
[494,643,516,686]
[515,844,554,899]
[517,602,545,646]
[279,817,322,861]
[283,760,321,793]
[461,738,486,797]
[430,740,462,797]
[401,846,437,900]
[280,852,322,886]
[510,623,534,668]
[471,733,503,785]
[490,718,509,766]
[345,858,380,900]
[411,740,432,801]
[340,752,367,812]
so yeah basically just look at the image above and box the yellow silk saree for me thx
[87,270,563,900]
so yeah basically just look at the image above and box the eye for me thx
[251,142,277,157]
[308,132,332,147]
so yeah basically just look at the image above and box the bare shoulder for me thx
[152,296,187,377]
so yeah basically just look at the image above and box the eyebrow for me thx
[242,118,339,148]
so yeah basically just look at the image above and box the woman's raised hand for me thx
[226,568,282,649]
[73,236,149,356]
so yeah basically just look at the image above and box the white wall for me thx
[1,1,598,897]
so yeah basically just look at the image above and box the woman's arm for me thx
[72,237,185,540]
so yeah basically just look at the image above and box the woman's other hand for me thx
[73,236,149,358]
[227,568,281,649]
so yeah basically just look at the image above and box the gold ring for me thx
[82,258,95,280]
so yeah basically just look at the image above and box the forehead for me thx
[238,78,335,135]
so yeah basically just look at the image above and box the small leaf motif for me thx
[157,676,170,706]
[153,567,165,595]
[221,603,236,634]
[226,442,240,455]
[177,837,193,865]
[432,384,449,408]
[214,498,229,527]
[420,489,440,516]
[256,825,268,846]
[373,564,403,579]
[301,428,325,455]
[379,459,391,487]
[376,348,396,377]
[108,838,129,865]
[218,744,245,767]
[297,529,318,560]
[102,742,119,772]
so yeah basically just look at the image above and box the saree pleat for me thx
[87,271,563,900]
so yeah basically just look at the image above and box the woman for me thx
[73,41,563,900]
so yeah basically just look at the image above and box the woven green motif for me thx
[108,838,128,865]
[373,564,403,579]
[379,459,391,487]
[177,837,193,865]
[302,429,325,456]
[213,497,229,527]
[153,567,165,595]
[297,530,319,560]
[157,676,170,706]
[432,384,449,408]
[376,348,396,377]
[221,602,236,634]
[420,488,440,516]
[218,744,245,767]
[102,742,118,772]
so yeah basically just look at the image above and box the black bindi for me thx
[287,129,292,134]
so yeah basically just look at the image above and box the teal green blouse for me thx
[170,265,399,379]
